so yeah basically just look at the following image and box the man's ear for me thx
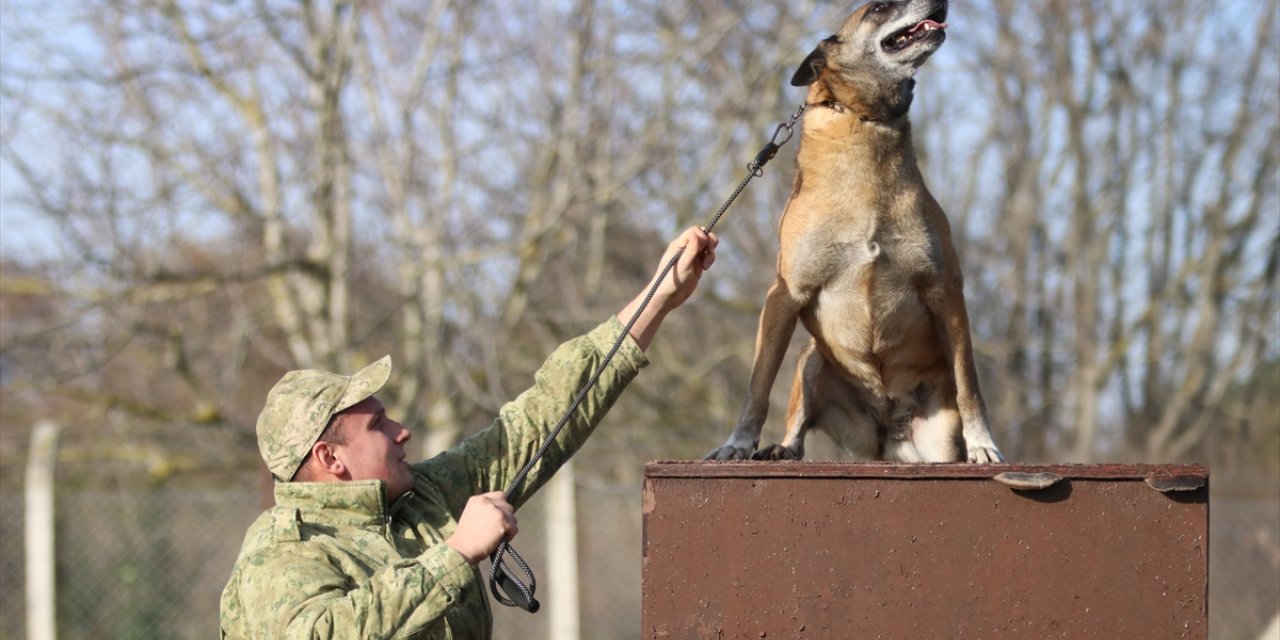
[309,440,347,477]
[791,45,827,86]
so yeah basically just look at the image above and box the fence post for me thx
[1260,611,1280,640]
[26,420,60,640]
[546,460,579,640]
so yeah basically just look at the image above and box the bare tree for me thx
[919,0,1280,462]
[3,2,1279,638]
[1,0,1275,480]
[0,0,828,469]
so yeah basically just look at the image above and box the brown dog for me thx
[705,0,1003,463]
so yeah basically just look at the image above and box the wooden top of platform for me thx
[645,460,1209,481]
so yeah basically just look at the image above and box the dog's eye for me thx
[870,2,891,12]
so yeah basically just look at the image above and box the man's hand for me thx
[446,491,518,566]
[652,226,718,313]
[618,226,719,351]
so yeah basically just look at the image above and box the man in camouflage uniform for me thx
[221,227,718,639]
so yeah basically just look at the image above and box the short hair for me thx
[289,413,351,481]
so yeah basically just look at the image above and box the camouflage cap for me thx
[256,355,393,480]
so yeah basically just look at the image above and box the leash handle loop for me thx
[490,540,539,612]
[486,102,807,614]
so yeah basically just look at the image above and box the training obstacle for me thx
[642,461,1208,639]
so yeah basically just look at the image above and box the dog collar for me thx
[809,99,892,124]
[811,99,847,114]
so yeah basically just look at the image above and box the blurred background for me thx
[1,0,1276,638]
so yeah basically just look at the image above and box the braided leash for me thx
[489,103,807,613]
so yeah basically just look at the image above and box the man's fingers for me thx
[479,491,511,510]
[478,493,519,541]
[450,492,523,564]
[699,232,719,269]
[496,502,518,541]
[675,227,716,272]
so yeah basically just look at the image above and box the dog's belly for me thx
[799,255,947,401]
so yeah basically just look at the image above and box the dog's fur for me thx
[705,0,1003,463]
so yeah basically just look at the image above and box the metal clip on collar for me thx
[750,103,806,176]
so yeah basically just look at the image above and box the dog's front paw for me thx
[703,443,756,461]
[967,445,1005,464]
[752,443,802,461]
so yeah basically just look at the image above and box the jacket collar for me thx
[274,479,390,527]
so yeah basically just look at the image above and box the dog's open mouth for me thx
[882,10,948,53]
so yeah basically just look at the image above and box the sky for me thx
[1,0,1274,267]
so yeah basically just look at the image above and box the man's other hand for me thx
[446,491,518,566]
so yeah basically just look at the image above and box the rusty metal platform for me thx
[642,462,1209,639]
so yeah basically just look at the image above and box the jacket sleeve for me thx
[420,316,648,512]
[233,540,475,639]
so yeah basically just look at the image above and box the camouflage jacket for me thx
[220,318,647,639]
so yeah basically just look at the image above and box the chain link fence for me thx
[1208,473,1280,639]
[0,456,648,640]
[1,455,1277,639]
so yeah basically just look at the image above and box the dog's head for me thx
[792,0,948,120]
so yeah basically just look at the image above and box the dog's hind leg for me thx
[905,382,965,462]
[756,343,881,460]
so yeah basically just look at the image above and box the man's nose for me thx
[393,420,411,444]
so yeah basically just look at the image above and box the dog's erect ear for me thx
[791,45,826,86]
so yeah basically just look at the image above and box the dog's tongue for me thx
[908,20,947,34]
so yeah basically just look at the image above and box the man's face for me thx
[332,396,415,500]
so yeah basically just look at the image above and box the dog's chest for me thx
[788,217,942,298]
[791,215,947,366]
